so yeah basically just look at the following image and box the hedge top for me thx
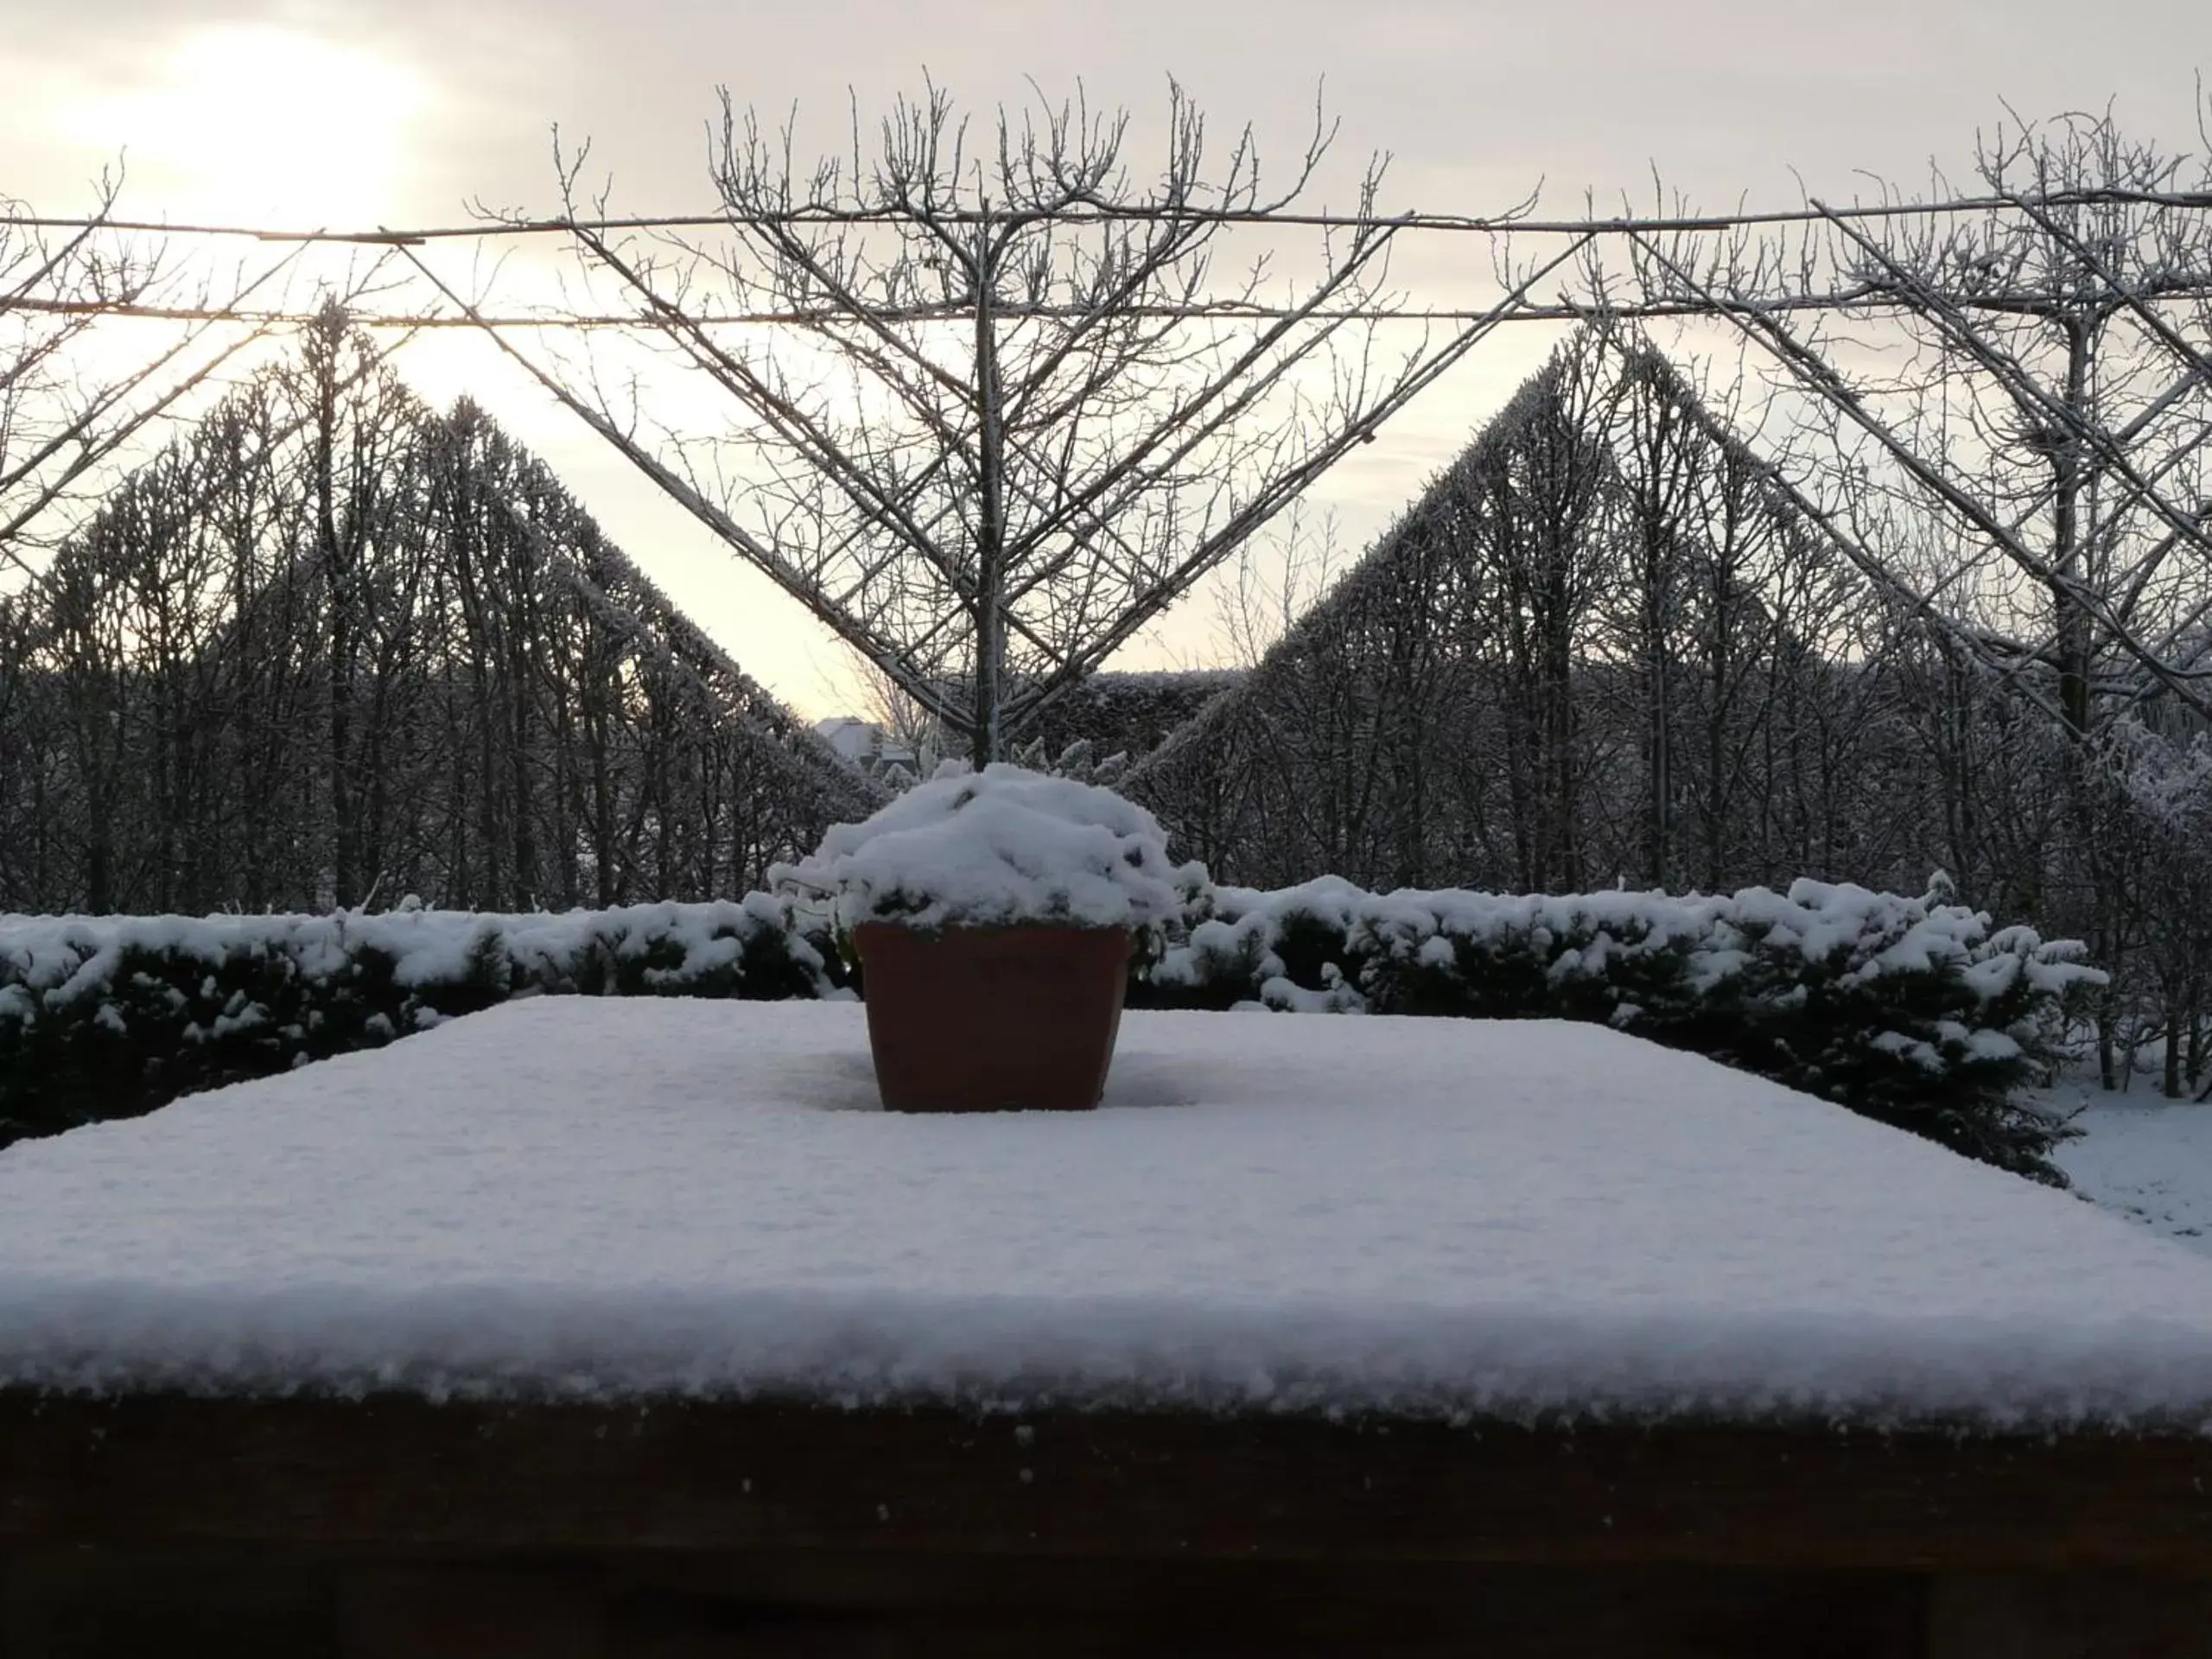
[771,763,1184,933]
[2,997,2205,1428]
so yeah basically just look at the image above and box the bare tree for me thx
[1,176,302,575]
[2,177,161,569]
[1600,106,2212,1084]
[1127,325,1929,898]
[1210,499,1349,668]
[418,82,1551,765]
[0,315,880,917]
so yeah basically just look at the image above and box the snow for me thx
[0,893,834,1011]
[1152,870,2099,1035]
[772,763,1183,932]
[7,1000,2212,1427]
[2056,1085,2212,1257]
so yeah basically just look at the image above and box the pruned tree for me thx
[422,82,1550,765]
[1,175,300,575]
[1603,105,2212,1087]
[1125,326,1918,898]
[3,177,161,569]
[1621,108,2212,734]
[0,316,881,917]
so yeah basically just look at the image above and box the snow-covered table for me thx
[6,1000,2212,1656]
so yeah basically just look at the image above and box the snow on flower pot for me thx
[773,764,1184,1113]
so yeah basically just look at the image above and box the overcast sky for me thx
[7,0,2208,715]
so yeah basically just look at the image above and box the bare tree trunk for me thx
[970,204,1007,769]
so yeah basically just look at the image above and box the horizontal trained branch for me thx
[10,184,2212,245]
[12,288,2212,334]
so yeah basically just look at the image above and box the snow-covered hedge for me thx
[2,873,2101,1183]
[1141,873,2101,1182]
[0,898,837,1147]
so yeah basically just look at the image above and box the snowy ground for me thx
[2056,1078,2212,1256]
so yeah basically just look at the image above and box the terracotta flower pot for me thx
[852,922,1132,1112]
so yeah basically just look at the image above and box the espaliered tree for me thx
[2,175,303,575]
[421,84,1552,766]
[1616,111,2212,1071]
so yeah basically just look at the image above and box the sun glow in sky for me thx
[53,24,428,228]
